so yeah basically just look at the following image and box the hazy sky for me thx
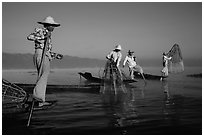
[2,2,202,60]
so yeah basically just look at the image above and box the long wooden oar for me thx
[27,99,35,127]
[39,33,50,78]
[26,32,50,127]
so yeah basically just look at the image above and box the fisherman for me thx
[160,52,172,81]
[123,50,145,81]
[106,45,122,67]
[27,16,63,107]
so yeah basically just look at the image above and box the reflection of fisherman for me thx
[123,50,145,81]
[162,80,169,94]
[106,45,122,67]
[161,52,172,81]
[128,83,145,101]
[161,80,174,114]
[27,16,63,107]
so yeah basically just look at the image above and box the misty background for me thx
[2,2,202,69]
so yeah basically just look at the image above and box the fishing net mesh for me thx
[2,79,27,109]
[103,60,123,81]
[100,60,127,94]
[167,44,184,73]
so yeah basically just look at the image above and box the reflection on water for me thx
[161,80,178,125]
[101,82,146,131]
[162,80,170,105]
[100,61,127,95]
[162,80,175,107]
[2,67,202,135]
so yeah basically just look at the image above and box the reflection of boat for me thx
[134,72,167,80]
[78,72,138,83]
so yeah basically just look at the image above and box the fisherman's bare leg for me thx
[130,69,134,79]
[161,67,168,81]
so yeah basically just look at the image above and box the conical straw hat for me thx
[114,45,122,50]
[38,16,60,27]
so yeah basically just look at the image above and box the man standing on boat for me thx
[161,52,172,81]
[106,45,122,67]
[123,50,145,81]
[27,16,63,107]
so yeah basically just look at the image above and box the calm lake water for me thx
[2,66,202,135]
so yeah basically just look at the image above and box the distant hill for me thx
[2,52,201,69]
[2,53,106,69]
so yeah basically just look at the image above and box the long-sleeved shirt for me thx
[27,27,60,60]
[27,27,52,51]
[123,55,137,68]
[106,51,122,67]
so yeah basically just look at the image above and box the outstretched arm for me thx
[106,51,113,60]
[164,55,172,60]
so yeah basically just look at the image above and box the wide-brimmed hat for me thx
[38,16,60,27]
[128,50,134,54]
[114,45,122,51]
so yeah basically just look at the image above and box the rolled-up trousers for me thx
[161,66,168,77]
[33,49,50,102]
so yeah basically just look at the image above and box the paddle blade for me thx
[167,44,184,73]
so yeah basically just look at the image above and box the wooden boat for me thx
[78,72,102,83]
[79,71,167,81]
[78,72,137,83]
[133,72,167,80]
[186,73,202,78]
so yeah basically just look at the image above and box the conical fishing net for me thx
[103,60,123,82]
[100,60,127,94]
[167,44,184,73]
